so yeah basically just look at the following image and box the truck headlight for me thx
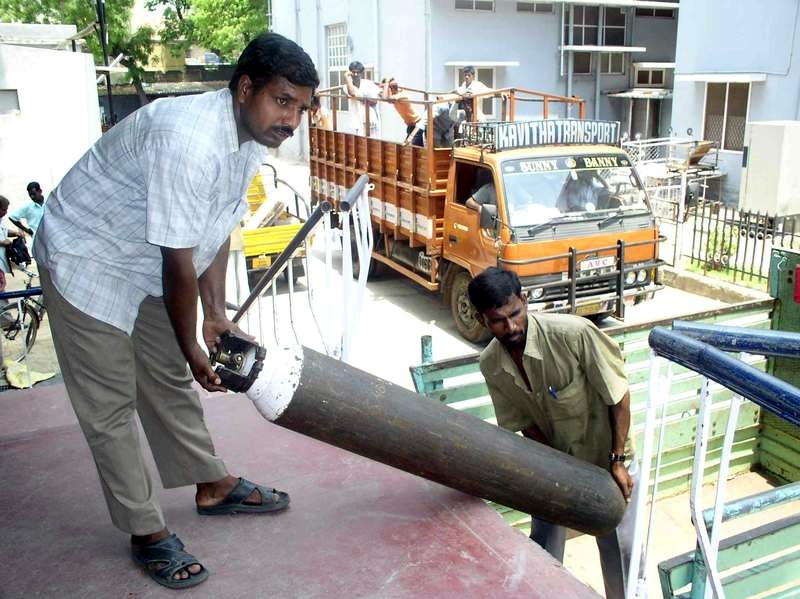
[530,287,545,300]
[625,271,636,285]
[636,269,648,283]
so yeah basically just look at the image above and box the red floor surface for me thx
[0,383,598,598]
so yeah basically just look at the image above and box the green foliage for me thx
[144,0,194,56]
[0,0,147,70]
[149,0,269,61]
[190,0,269,60]
[703,223,738,272]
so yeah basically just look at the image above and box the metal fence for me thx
[687,200,800,283]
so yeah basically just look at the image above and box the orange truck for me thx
[309,87,663,342]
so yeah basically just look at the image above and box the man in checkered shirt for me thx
[33,33,318,590]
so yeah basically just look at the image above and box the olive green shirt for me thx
[479,313,630,470]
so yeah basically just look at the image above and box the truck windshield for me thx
[500,154,649,229]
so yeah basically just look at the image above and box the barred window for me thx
[704,82,749,151]
[326,23,349,111]
[601,53,625,75]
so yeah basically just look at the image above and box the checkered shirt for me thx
[33,88,264,333]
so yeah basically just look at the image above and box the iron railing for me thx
[687,200,800,284]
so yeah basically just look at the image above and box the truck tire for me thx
[449,269,491,344]
[351,234,385,280]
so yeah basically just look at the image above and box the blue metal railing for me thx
[648,326,800,428]
[646,323,800,599]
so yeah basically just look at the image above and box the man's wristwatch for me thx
[609,452,628,463]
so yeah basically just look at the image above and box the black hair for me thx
[311,94,321,108]
[467,267,522,314]
[26,181,41,193]
[463,65,476,76]
[348,61,365,74]
[229,32,319,93]
[0,195,9,209]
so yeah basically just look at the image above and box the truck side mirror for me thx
[480,204,497,229]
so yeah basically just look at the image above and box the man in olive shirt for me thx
[468,267,636,599]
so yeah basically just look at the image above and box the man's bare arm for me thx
[161,247,225,392]
[609,390,634,501]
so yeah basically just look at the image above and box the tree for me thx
[149,0,270,62]
[191,0,269,61]
[0,0,155,108]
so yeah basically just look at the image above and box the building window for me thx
[326,23,349,111]
[564,5,627,46]
[635,68,665,86]
[0,89,20,115]
[517,2,553,13]
[704,82,749,151]
[455,0,494,10]
[564,5,599,45]
[635,7,675,18]
[454,67,496,118]
[600,53,624,75]
[603,7,626,45]
[572,53,592,75]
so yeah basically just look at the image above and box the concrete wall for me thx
[671,0,800,205]
[0,44,101,210]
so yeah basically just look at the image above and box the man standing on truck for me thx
[32,33,318,590]
[468,267,636,599]
[380,77,424,146]
[455,65,494,122]
[345,61,381,137]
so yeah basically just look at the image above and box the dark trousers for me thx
[530,462,640,599]
[406,123,424,147]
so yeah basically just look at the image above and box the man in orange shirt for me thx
[381,78,424,146]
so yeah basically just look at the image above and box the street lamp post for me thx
[96,0,115,125]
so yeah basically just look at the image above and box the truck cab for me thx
[445,141,661,340]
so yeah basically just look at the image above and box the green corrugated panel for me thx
[760,412,800,483]
[408,302,776,527]
[658,514,800,598]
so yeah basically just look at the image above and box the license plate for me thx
[252,255,272,269]
[576,301,604,316]
[579,256,615,271]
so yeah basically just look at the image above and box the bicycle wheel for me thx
[0,302,40,362]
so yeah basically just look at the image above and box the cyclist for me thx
[0,195,19,376]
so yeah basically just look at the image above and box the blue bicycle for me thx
[0,267,46,361]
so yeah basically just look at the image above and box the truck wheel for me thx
[449,269,491,344]
[351,235,385,280]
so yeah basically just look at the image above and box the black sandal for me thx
[131,533,209,590]
[196,477,290,515]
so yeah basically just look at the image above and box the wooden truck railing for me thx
[309,87,588,292]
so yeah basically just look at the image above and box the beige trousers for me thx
[41,268,228,535]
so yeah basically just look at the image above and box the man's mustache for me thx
[271,126,294,137]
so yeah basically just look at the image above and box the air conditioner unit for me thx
[739,120,800,217]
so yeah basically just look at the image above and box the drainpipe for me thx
[295,0,306,158]
[566,5,574,117]
[317,0,323,81]
[425,0,432,90]
[374,0,381,78]
[594,6,603,120]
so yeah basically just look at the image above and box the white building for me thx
[670,0,800,203]
[271,0,679,161]
[0,24,102,209]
